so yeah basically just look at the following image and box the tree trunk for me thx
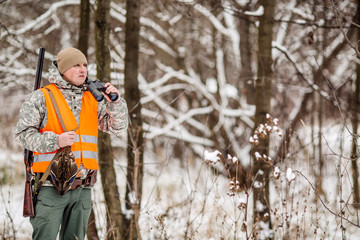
[77,1,99,238]
[252,0,275,239]
[78,0,90,56]
[95,0,124,239]
[123,0,144,239]
[314,2,326,201]
[351,0,360,208]
[86,209,99,240]
[238,9,255,105]
[350,73,360,208]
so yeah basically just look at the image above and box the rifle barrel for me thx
[34,47,45,91]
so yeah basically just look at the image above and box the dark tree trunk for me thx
[123,0,144,239]
[78,0,90,56]
[77,1,100,238]
[252,0,275,238]
[239,13,254,105]
[351,0,360,207]
[86,208,99,240]
[95,0,124,239]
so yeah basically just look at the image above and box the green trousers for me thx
[30,186,92,240]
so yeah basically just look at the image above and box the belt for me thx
[71,171,97,189]
[36,170,97,190]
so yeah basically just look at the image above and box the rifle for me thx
[23,47,45,217]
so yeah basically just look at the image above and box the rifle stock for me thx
[23,150,34,217]
[22,47,45,217]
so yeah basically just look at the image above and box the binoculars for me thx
[85,78,119,102]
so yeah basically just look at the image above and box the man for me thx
[15,47,128,240]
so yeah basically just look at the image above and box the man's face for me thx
[62,63,87,86]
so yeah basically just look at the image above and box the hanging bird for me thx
[50,146,78,195]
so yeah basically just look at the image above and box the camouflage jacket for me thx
[15,61,128,153]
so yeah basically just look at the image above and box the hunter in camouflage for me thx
[14,47,128,240]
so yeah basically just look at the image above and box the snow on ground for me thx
[0,150,32,239]
[1,122,360,239]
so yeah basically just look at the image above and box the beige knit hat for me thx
[57,47,87,74]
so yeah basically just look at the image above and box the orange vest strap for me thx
[42,84,78,132]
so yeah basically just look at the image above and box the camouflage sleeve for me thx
[98,97,128,137]
[14,90,59,153]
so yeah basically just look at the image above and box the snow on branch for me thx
[275,0,297,46]
[110,3,126,23]
[138,74,180,118]
[192,3,233,37]
[140,17,173,41]
[139,74,213,139]
[140,83,190,104]
[244,5,264,16]
[155,61,255,124]
[156,62,221,110]
[143,123,214,146]
[291,6,315,21]
[0,0,79,39]
[141,32,177,58]
[146,71,181,90]
[176,0,240,66]
[147,106,213,139]
[111,3,178,58]
[0,65,35,76]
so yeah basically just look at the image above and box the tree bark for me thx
[123,0,144,239]
[77,1,99,238]
[78,0,90,56]
[86,209,99,240]
[314,1,326,201]
[350,0,360,207]
[252,0,275,238]
[95,0,124,239]
[238,7,255,105]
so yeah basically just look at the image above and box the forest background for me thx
[0,0,360,239]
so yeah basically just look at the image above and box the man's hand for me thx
[58,131,76,148]
[103,83,120,103]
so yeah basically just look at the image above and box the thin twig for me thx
[296,170,360,228]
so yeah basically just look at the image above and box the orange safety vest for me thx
[32,83,99,172]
